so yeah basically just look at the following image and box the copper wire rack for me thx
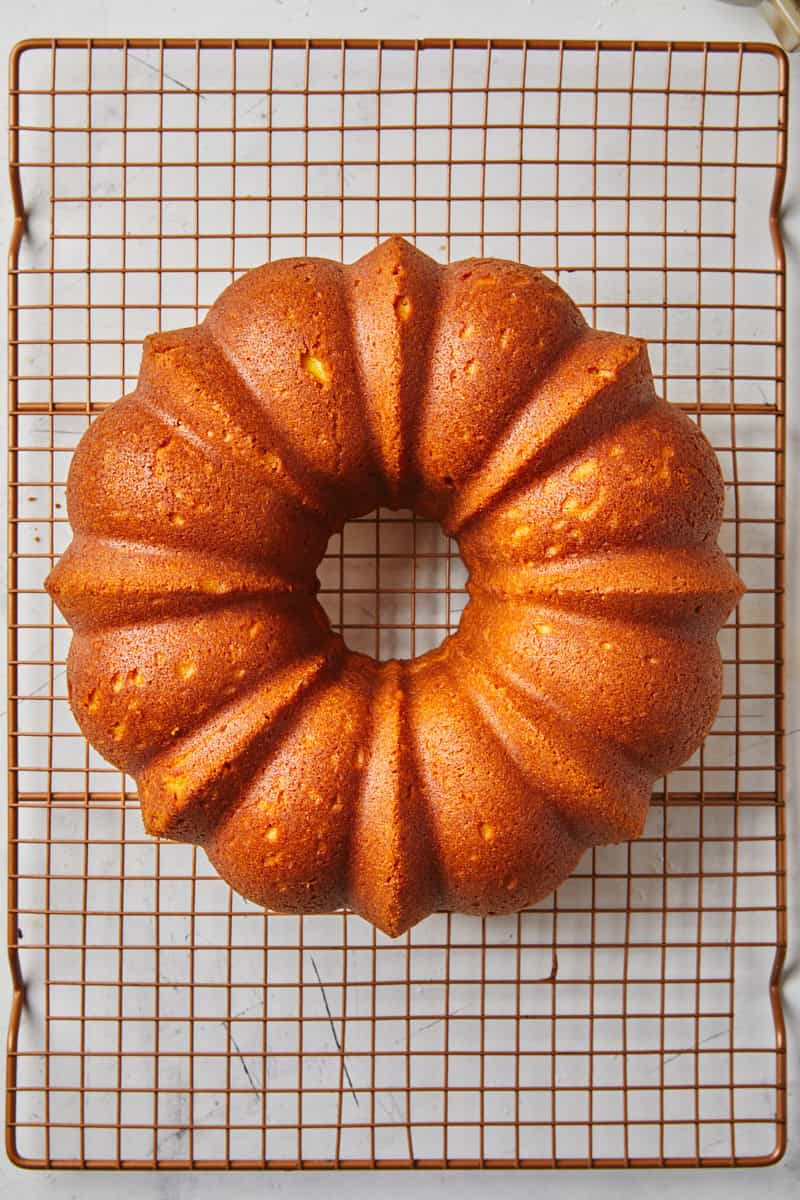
[6,37,787,1170]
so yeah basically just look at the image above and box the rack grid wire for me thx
[6,37,787,1170]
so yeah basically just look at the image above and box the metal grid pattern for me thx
[6,38,787,1169]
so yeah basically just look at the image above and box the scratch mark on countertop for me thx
[309,954,360,1107]
[663,1026,729,1066]
[127,51,207,99]
[222,1021,260,1095]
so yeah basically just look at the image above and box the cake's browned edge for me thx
[5,36,789,1170]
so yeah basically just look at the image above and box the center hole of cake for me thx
[318,509,469,662]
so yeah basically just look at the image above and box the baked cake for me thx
[46,236,744,936]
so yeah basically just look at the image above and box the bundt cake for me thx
[46,236,744,937]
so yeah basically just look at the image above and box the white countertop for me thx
[1,1,798,1197]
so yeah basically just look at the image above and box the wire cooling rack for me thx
[6,38,787,1170]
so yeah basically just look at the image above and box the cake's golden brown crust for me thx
[204,655,372,917]
[206,257,380,517]
[347,660,442,936]
[46,236,745,937]
[348,236,442,506]
[413,256,586,518]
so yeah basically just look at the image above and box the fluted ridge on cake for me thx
[347,660,442,937]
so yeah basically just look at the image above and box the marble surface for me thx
[1,1,798,1196]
